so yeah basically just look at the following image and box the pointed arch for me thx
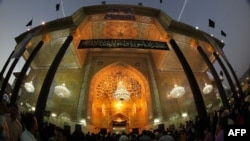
[87,61,151,128]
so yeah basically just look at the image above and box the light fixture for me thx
[154,119,160,123]
[51,113,57,117]
[54,83,70,98]
[202,83,213,94]
[24,81,35,93]
[113,81,130,101]
[181,113,188,118]
[80,119,86,126]
[169,84,185,98]
[96,63,141,102]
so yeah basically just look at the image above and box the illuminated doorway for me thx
[88,62,150,131]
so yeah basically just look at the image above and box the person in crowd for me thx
[85,132,91,141]
[242,97,250,126]
[215,116,228,141]
[139,130,151,141]
[186,120,195,141]
[40,122,56,141]
[0,102,10,141]
[129,133,137,141]
[104,132,114,141]
[210,110,218,140]
[220,109,234,125]
[20,112,38,141]
[6,104,23,141]
[178,123,186,141]
[119,131,128,141]
[153,129,162,141]
[70,124,85,141]
[203,126,213,141]
[158,130,174,141]
[53,126,69,141]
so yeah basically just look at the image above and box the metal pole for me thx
[35,36,73,135]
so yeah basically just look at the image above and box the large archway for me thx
[88,61,150,131]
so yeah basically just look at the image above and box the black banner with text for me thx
[78,39,169,50]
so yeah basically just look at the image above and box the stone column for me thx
[11,41,44,106]
[35,36,73,134]
[197,46,229,107]
[213,51,240,109]
[169,39,208,125]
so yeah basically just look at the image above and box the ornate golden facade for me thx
[15,4,224,133]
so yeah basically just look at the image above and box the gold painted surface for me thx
[16,5,224,131]
[89,61,149,128]
[23,12,216,73]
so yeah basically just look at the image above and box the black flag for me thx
[208,19,215,28]
[221,30,226,37]
[26,19,33,27]
[56,3,60,11]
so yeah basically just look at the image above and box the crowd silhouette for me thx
[0,92,249,141]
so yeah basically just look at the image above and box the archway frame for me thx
[87,61,152,129]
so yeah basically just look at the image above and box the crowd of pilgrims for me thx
[0,94,249,141]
